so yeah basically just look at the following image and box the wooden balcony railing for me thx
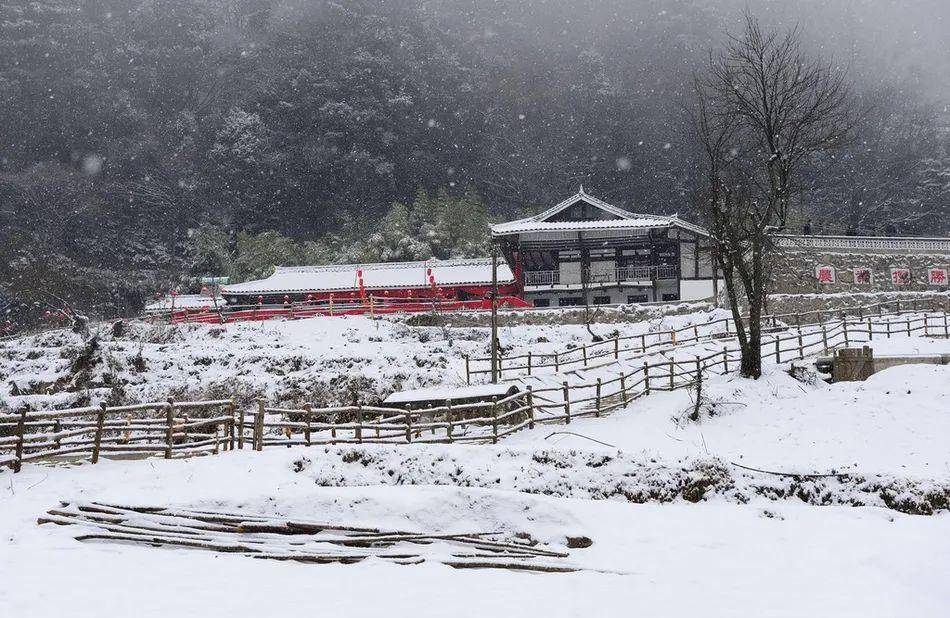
[524,265,678,286]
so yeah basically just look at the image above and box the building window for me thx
[593,296,611,305]
[533,298,551,308]
[557,297,584,307]
[627,294,649,303]
[662,293,680,302]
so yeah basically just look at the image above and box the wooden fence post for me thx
[670,330,676,345]
[446,400,454,442]
[491,397,499,444]
[843,321,850,347]
[91,402,107,464]
[614,337,620,359]
[237,404,246,450]
[303,403,312,446]
[255,399,265,451]
[641,333,647,351]
[595,378,602,417]
[775,337,781,363]
[723,348,729,374]
[13,408,27,473]
[526,386,535,430]
[464,355,471,384]
[404,407,412,443]
[527,351,532,376]
[582,345,588,366]
[695,356,702,388]
[554,351,560,372]
[165,399,175,459]
[228,398,236,450]
[944,313,949,338]
[644,362,650,395]
[619,372,628,406]
[906,318,912,337]
[562,381,571,424]
[355,405,363,443]
[867,319,873,342]
[53,419,62,451]
[797,328,804,360]
[886,320,891,339]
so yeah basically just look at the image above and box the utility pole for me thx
[490,241,499,383]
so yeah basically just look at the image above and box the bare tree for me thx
[690,12,854,378]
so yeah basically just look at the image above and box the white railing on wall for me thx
[776,235,950,253]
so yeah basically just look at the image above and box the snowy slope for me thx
[507,363,950,478]
[0,308,731,411]
[3,309,950,617]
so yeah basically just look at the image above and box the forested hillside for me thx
[1,0,949,323]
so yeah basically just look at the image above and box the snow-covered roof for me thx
[383,383,519,405]
[491,187,708,237]
[144,295,223,313]
[222,258,515,296]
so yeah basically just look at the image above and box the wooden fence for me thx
[3,308,948,472]
[464,297,950,382]
[0,399,236,473]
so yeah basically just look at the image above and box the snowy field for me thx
[2,445,950,618]
[0,306,729,411]
[2,309,950,617]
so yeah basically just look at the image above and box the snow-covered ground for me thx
[509,362,950,478]
[2,444,949,617]
[2,309,950,617]
[0,308,731,411]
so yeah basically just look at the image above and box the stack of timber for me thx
[38,501,577,572]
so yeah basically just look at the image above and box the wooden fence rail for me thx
[464,298,950,382]
[0,399,236,472]
[3,309,948,472]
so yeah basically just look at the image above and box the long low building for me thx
[220,258,520,306]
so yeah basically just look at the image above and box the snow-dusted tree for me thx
[363,202,431,263]
[690,12,853,378]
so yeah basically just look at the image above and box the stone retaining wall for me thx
[770,248,950,295]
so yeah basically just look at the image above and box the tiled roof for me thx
[221,258,514,295]
[491,188,708,237]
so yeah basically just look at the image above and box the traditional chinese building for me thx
[490,188,720,307]
[219,258,523,306]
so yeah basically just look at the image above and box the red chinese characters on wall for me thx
[815,265,836,284]
[890,268,912,286]
[928,268,948,286]
[853,267,872,285]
